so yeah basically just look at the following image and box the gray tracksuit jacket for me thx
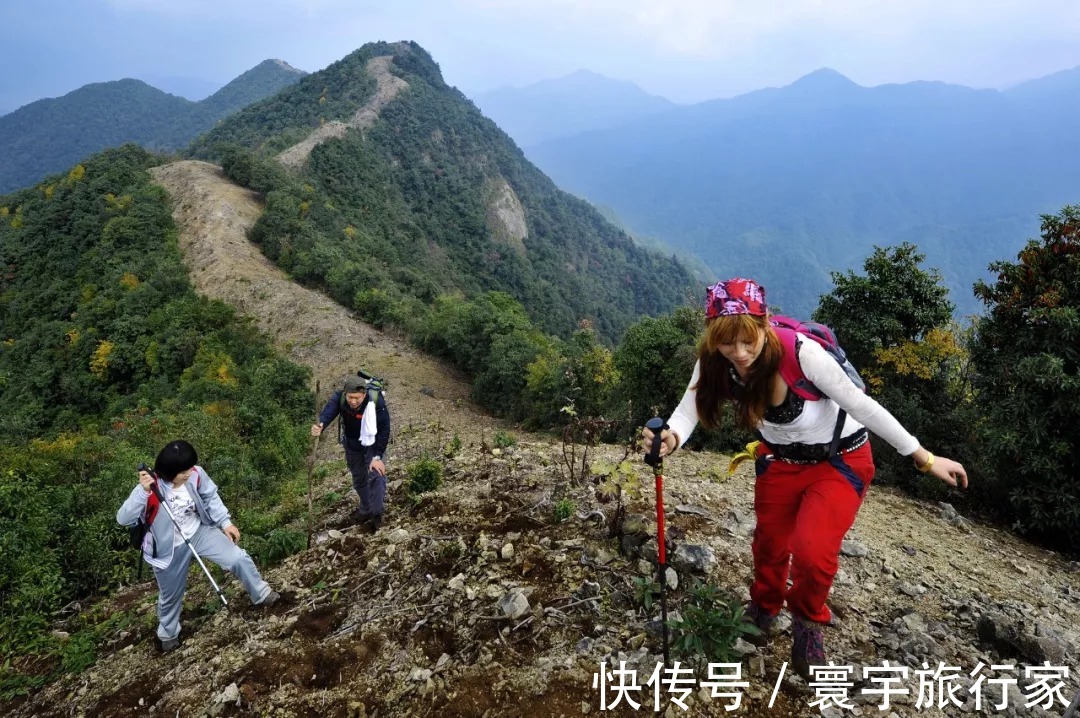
[116,466,234,568]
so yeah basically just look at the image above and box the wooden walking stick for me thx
[306,380,321,549]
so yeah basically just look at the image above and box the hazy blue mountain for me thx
[527,67,1080,316]
[1005,64,1080,99]
[0,60,305,193]
[472,69,676,147]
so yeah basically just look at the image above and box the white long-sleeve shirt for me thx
[667,338,920,455]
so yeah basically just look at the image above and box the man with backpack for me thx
[311,374,391,531]
[116,440,280,652]
[642,278,967,680]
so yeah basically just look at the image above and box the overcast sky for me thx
[3,0,1079,113]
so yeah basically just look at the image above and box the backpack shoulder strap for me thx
[144,487,161,525]
[771,318,824,400]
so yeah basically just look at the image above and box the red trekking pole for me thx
[644,416,671,668]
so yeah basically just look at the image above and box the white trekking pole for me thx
[138,463,229,607]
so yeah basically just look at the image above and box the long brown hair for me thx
[695,314,782,430]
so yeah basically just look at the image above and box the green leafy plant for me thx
[492,430,516,449]
[407,455,443,495]
[444,433,462,458]
[669,585,761,668]
[633,576,661,612]
[591,456,642,537]
[259,528,307,565]
[552,498,576,524]
[58,632,97,674]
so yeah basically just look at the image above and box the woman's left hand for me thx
[930,456,968,489]
[223,525,241,543]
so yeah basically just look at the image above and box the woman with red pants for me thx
[642,278,967,679]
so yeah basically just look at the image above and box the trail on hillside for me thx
[7,161,1079,718]
[148,160,495,441]
[277,53,410,169]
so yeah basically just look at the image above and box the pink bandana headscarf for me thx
[705,278,767,318]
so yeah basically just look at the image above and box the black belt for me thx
[766,428,868,464]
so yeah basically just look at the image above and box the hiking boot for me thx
[744,602,777,647]
[158,636,180,653]
[369,514,382,533]
[259,590,281,607]
[791,614,827,681]
[349,506,372,526]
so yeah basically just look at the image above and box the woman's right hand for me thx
[929,455,968,489]
[641,426,678,458]
[138,470,154,494]
[311,422,323,437]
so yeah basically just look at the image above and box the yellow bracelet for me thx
[916,452,935,473]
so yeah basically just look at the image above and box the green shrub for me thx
[58,633,97,674]
[633,576,661,612]
[444,434,462,458]
[552,498,575,524]
[407,455,443,495]
[971,206,1080,550]
[492,430,516,449]
[253,528,307,566]
[669,585,760,668]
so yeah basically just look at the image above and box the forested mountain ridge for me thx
[190,41,694,342]
[0,59,305,193]
[527,66,1080,317]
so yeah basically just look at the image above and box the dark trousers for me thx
[344,443,386,516]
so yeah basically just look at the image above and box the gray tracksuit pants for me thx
[154,525,271,640]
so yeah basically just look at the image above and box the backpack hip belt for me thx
[765,428,868,464]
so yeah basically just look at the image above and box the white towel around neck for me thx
[360,400,377,446]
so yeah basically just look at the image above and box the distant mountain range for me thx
[524,66,1080,316]
[471,70,676,147]
[0,59,306,193]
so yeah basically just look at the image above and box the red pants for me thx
[750,442,875,624]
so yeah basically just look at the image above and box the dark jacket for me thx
[318,390,391,455]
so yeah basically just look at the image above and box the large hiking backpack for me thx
[770,315,865,399]
[770,315,866,457]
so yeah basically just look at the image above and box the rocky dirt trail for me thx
[7,161,1080,718]
[276,52,410,170]
[147,160,498,444]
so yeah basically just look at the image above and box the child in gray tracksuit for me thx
[116,440,278,651]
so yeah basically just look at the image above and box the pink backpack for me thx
[770,316,867,459]
[770,315,866,400]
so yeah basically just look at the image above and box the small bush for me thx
[256,528,307,565]
[407,455,443,494]
[58,632,96,674]
[670,585,760,667]
[633,576,661,612]
[492,430,516,449]
[552,498,575,523]
[444,434,462,458]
